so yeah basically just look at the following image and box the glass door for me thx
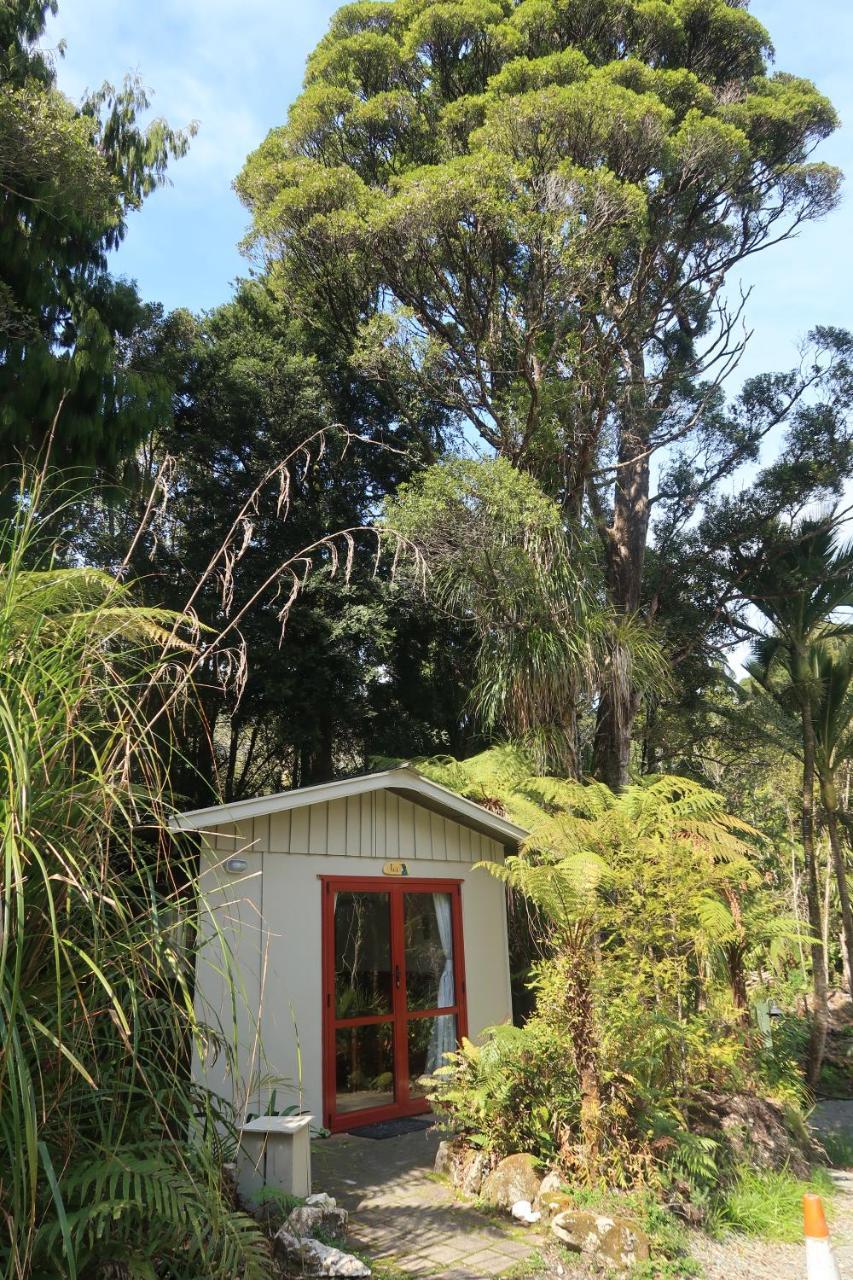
[332,890,396,1116]
[322,877,466,1131]
[404,891,461,1102]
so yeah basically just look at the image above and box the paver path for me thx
[311,1129,536,1278]
[313,1104,853,1278]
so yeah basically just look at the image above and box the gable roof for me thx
[167,765,527,848]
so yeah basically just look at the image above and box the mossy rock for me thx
[552,1209,650,1270]
[538,1190,575,1220]
[480,1153,542,1210]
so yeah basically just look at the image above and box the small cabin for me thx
[170,766,527,1132]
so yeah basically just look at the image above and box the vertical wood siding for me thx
[211,790,504,862]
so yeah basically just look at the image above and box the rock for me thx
[480,1153,541,1210]
[511,1199,541,1224]
[538,1190,574,1221]
[305,1193,337,1210]
[285,1201,348,1241]
[273,1228,370,1277]
[460,1150,491,1196]
[552,1210,650,1270]
[537,1171,563,1200]
[434,1139,455,1177]
[434,1140,492,1195]
[692,1091,821,1179]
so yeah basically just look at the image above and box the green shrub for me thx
[430,1022,579,1163]
[425,752,796,1194]
[631,1261,703,1279]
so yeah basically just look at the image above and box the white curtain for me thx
[426,894,456,1074]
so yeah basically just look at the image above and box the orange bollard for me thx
[804,1193,841,1280]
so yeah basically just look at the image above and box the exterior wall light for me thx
[225,857,249,874]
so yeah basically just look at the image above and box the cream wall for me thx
[193,801,513,1124]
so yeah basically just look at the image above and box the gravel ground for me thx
[519,1105,853,1279]
[688,1104,853,1280]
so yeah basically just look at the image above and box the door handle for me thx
[395,964,401,990]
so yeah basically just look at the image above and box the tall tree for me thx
[730,520,853,1085]
[0,0,193,469]
[238,0,841,787]
[75,284,474,805]
[803,641,853,998]
[386,455,670,775]
[746,639,853,999]
[641,325,853,775]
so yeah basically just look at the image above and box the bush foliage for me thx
[421,748,805,1194]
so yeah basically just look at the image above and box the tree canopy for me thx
[238,0,842,785]
[0,0,193,469]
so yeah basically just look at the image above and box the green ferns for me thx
[33,1151,271,1280]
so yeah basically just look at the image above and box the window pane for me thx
[335,891,392,1018]
[404,892,455,1011]
[335,1023,395,1114]
[408,1015,457,1098]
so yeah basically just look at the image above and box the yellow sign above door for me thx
[383,860,409,877]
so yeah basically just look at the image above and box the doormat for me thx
[348,1116,434,1140]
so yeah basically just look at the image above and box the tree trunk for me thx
[727,945,748,1014]
[823,838,832,987]
[801,697,829,1087]
[721,886,748,1020]
[592,348,651,790]
[299,705,335,786]
[560,686,582,781]
[224,715,241,803]
[552,941,601,1177]
[592,658,639,791]
[642,693,659,775]
[822,778,853,991]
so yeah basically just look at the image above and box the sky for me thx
[44,0,852,385]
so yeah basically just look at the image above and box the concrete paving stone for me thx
[492,1238,535,1257]
[354,1236,398,1256]
[453,1247,516,1274]
[395,1255,442,1275]
[418,1242,470,1265]
[311,1129,537,1277]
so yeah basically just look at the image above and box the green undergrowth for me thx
[569,1187,693,1258]
[503,1247,570,1278]
[712,1166,836,1242]
[631,1263,703,1280]
[253,1187,304,1224]
[351,1252,411,1280]
[820,1129,853,1169]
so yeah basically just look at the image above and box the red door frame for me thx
[320,875,468,1133]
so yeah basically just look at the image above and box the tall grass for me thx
[0,485,272,1278]
[716,1167,836,1241]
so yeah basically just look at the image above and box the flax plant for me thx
[0,484,273,1278]
[0,440,409,1278]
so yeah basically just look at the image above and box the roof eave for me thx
[167,765,527,847]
